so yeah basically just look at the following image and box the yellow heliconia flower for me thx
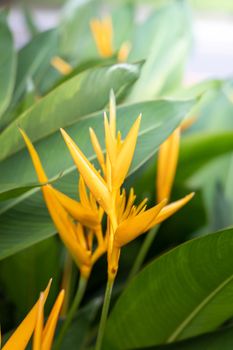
[90,16,114,58]
[20,129,106,279]
[90,16,131,61]
[60,92,194,282]
[60,92,143,280]
[2,280,64,350]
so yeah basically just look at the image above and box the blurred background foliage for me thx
[0,0,232,348]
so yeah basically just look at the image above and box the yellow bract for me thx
[90,16,131,61]
[90,16,114,58]
[61,91,141,211]
[51,56,72,75]
[2,280,64,350]
[20,129,106,279]
[157,127,180,203]
[156,118,195,225]
[154,192,195,225]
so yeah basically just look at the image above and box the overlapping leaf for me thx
[0,12,16,123]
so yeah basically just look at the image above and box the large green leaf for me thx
[104,227,233,349]
[127,0,192,102]
[0,62,140,163]
[0,13,16,122]
[129,326,233,350]
[0,98,195,260]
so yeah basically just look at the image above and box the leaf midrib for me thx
[166,273,233,343]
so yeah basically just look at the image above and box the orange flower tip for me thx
[104,111,108,121]
[110,88,115,97]
[110,89,116,104]
[60,128,73,145]
[60,289,65,298]
[136,113,142,125]
[46,278,53,290]
[187,192,195,200]
[160,198,168,207]
[18,127,27,138]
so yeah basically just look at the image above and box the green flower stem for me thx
[128,225,160,281]
[54,275,88,350]
[95,279,114,350]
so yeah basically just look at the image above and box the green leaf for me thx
[127,0,192,101]
[177,132,233,181]
[1,29,58,128]
[14,29,58,106]
[104,227,233,349]
[59,0,134,62]
[59,0,99,60]
[0,173,61,201]
[0,12,16,121]
[0,183,43,201]
[0,237,60,322]
[0,62,140,163]
[129,326,233,350]
[0,98,195,260]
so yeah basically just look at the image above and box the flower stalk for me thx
[54,275,88,350]
[128,224,160,281]
[95,279,114,350]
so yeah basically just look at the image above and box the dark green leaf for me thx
[104,228,233,349]
[177,132,233,181]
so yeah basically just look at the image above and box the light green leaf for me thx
[0,62,140,163]
[127,0,192,102]
[1,29,59,128]
[104,227,233,349]
[0,12,16,122]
